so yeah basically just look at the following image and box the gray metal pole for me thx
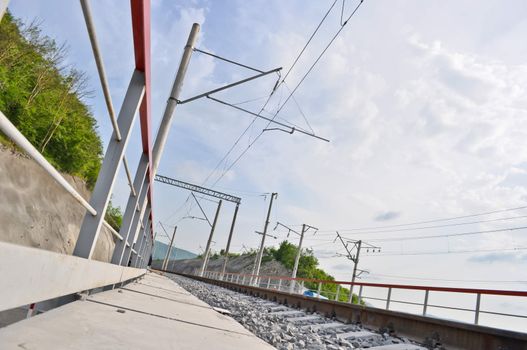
[221,203,240,277]
[151,23,200,175]
[112,155,149,265]
[128,23,200,257]
[199,200,222,276]
[289,224,306,293]
[121,191,152,265]
[132,232,145,267]
[348,240,362,303]
[73,71,145,259]
[253,193,277,285]
[162,226,177,270]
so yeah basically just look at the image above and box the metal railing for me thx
[197,270,527,328]
[0,0,170,314]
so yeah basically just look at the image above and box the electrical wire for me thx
[317,205,527,233]
[315,214,527,236]
[210,1,365,186]
[366,225,527,242]
[361,247,527,257]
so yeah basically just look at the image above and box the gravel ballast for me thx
[168,274,435,350]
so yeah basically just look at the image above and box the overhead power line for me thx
[208,1,366,187]
[317,205,527,233]
[366,225,527,242]
[316,214,527,236]
[361,247,527,257]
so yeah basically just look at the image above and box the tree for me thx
[0,12,102,188]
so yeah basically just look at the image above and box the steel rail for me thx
[161,270,527,350]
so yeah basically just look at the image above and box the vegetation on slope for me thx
[0,12,102,188]
[268,241,360,303]
[205,240,360,303]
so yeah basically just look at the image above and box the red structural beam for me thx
[130,0,154,237]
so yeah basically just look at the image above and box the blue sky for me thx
[9,0,527,309]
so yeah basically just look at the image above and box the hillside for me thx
[152,241,197,261]
[0,14,115,260]
[0,12,102,188]
[160,241,360,303]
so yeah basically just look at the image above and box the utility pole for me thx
[162,225,177,271]
[252,192,278,285]
[199,200,223,276]
[221,203,240,278]
[335,232,380,303]
[275,222,318,293]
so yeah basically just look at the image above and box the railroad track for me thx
[170,274,430,350]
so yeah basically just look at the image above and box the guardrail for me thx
[199,270,527,329]
[0,0,159,313]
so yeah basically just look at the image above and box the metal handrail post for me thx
[112,155,149,265]
[336,285,341,301]
[423,290,429,316]
[475,293,481,324]
[358,285,363,303]
[131,206,151,266]
[73,70,145,259]
[317,282,323,299]
[386,287,392,310]
[122,195,150,266]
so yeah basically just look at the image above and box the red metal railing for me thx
[199,269,527,329]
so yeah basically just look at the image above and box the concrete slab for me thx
[337,330,379,339]
[0,272,274,349]
[369,345,427,350]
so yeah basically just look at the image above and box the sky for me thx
[8,0,527,327]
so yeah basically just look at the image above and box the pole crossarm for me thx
[193,48,265,73]
[177,67,282,105]
[191,192,212,227]
[155,174,241,204]
[207,96,330,142]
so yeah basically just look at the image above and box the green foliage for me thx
[105,200,123,231]
[270,240,362,304]
[0,13,102,188]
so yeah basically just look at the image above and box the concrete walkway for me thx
[0,272,275,349]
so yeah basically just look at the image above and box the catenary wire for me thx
[316,205,527,232]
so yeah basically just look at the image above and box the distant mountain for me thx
[152,241,197,261]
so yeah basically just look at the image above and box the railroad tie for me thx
[301,322,351,331]
[286,315,322,323]
[337,330,380,340]
[269,310,305,317]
